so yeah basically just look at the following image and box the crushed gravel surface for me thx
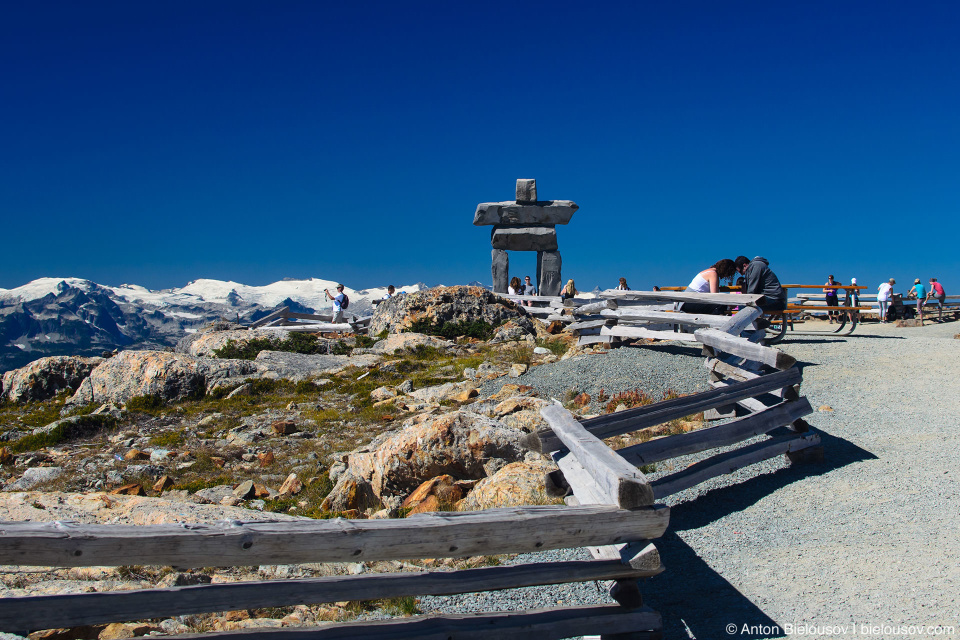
[421,322,960,639]
[478,341,710,409]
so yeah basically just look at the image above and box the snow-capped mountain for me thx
[0,277,427,374]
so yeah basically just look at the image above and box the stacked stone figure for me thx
[474,179,578,296]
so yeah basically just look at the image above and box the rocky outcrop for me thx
[367,286,526,336]
[0,491,308,525]
[254,351,380,381]
[322,410,526,512]
[489,317,537,343]
[368,333,454,355]
[2,355,104,403]
[176,328,287,357]
[65,350,258,407]
[457,458,557,510]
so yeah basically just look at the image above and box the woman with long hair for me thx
[560,279,578,302]
[682,259,736,315]
[508,276,522,296]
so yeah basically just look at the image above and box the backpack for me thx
[340,294,349,310]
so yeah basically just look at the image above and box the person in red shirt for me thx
[928,278,946,322]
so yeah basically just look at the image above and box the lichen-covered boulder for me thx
[322,410,526,512]
[367,285,526,336]
[368,332,454,355]
[490,317,538,343]
[458,458,557,510]
[174,320,245,353]
[65,350,258,407]
[2,356,104,403]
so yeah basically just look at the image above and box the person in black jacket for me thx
[734,256,787,312]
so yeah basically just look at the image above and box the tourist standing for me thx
[908,278,927,324]
[928,278,946,322]
[824,275,840,324]
[325,284,347,323]
[877,279,894,323]
[844,277,860,323]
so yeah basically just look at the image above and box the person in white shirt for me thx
[877,278,895,323]
[616,277,630,291]
[508,276,521,296]
[325,284,347,323]
[381,285,396,300]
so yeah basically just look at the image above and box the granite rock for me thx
[2,356,104,403]
[367,286,525,336]
[473,201,579,226]
[491,225,558,252]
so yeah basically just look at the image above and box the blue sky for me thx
[2,1,958,294]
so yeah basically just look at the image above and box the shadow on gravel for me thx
[643,429,877,638]
[642,532,787,639]
[778,338,848,345]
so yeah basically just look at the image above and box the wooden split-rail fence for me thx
[248,306,372,334]
[0,292,821,638]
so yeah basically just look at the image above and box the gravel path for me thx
[422,322,960,639]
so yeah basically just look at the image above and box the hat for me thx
[851,277,857,284]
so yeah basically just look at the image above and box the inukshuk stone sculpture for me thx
[474,179,579,296]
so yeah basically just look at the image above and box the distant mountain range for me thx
[0,277,432,374]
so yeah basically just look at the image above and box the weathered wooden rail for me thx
[248,306,371,333]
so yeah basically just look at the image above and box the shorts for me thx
[825,294,839,307]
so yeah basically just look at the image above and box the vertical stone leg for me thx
[492,248,509,293]
[538,250,562,296]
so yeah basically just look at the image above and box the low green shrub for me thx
[7,414,117,453]
[214,332,334,360]
[126,394,165,413]
[407,318,497,340]
[354,335,377,348]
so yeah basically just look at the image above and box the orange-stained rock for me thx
[257,451,275,467]
[152,475,174,492]
[271,419,298,435]
[454,388,479,402]
[0,446,13,464]
[408,494,441,514]
[402,475,463,511]
[110,483,145,496]
[123,449,149,461]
